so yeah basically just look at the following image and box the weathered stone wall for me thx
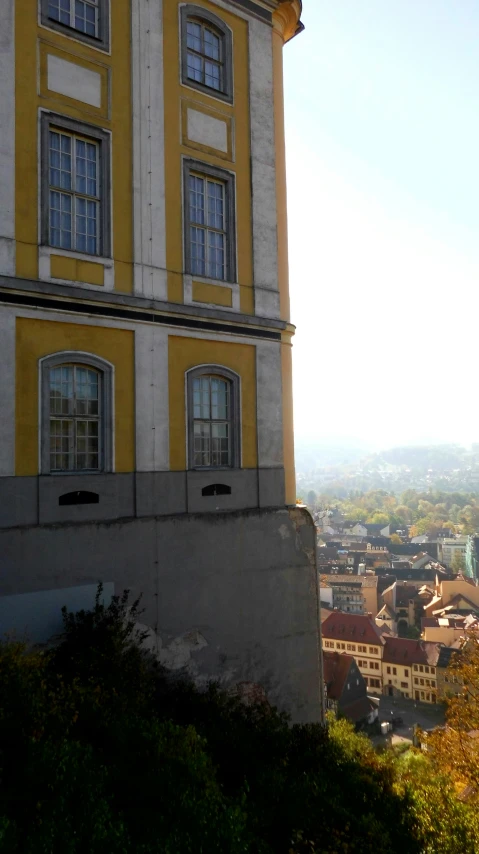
[0,506,323,723]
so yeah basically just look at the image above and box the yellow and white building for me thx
[0,0,323,721]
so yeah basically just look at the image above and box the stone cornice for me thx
[273,0,304,42]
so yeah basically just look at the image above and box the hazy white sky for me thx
[284,1,479,450]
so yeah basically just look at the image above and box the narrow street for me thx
[371,695,446,745]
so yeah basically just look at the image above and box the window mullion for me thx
[71,135,77,251]
[70,0,75,28]
[71,368,76,469]
[72,416,77,471]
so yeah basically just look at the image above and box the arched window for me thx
[187,365,240,469]
[180,6,233,102]
[40,352,113,474]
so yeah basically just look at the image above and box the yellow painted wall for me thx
[15,318,135,475]
[168,336,257,471]
[50,255,105,286]
[163,0,253,313]
[192,281,232,307]
[15,0,133,292]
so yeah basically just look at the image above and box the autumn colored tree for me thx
[425,631,479,797]
[390,533,403,545]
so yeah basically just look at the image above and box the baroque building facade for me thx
[0,0,323,721]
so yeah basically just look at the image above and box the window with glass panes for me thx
[192,375,231,467]
[48,0,99,37]
[48,129,100,255]
[189,173,226,279]
[49,365,101,472]
[186,18,223,92]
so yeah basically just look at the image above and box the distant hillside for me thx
[295,441,479,495]
[367,445,466,471]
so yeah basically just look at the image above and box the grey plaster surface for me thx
[0,468,286,527]
[258,468,285,508]
[186,469,258,512]
[38,473,135,524]
[0,476,38,527]
[135,471,186,516]
[0,506,322,722]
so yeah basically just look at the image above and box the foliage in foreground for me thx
[0,588,478,853]
[422,631,479,795]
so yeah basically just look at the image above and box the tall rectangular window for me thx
[42,115,111,259]
[49,130,99,254]
[187,366,240,470]
[186,19,223,91]
[41,0,109,50]
[193,375,230,467]
[184,160,235,283]
[189,174,226,279]
[49,365,101,471]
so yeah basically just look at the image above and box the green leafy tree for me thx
[2,590,479,853]
[367,512,389,526]
[451,551,467,574]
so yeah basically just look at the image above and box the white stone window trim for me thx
[38,350,115,475]
[182,157,237,286]
[39,246,115,291]
[38,110,113,288]
[183,274,240,312]
[40,113,111,258]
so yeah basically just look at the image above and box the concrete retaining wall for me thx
[0,506,323,723]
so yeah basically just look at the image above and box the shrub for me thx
[0,587,477,853]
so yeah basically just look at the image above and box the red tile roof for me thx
[322,651,354,700]
[382,637,442,666]
[322,612,385,645]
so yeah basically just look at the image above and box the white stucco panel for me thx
[47,54,102,108]
[134,325,169,472]
[256,341,284,466]
[248,18,279,310]
[0,310,16,476]
[187,108,228,153]
[131,0,167,297]
[0,1,15,243]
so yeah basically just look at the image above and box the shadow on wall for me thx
[0,583,114,644]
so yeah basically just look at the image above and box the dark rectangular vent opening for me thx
[59,491,100,506]
[202,483,231,497]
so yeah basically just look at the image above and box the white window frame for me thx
[183,159,236,283]
[41,113,111,258]
[40,0,110,51]
[186,365,240,470]
[180,5,233,103]
[40,351,114,475]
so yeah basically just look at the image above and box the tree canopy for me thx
[424,631,479,798]
[315,488,479,537]
[0,589,478,852]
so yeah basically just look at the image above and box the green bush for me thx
[0,587,477,853]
